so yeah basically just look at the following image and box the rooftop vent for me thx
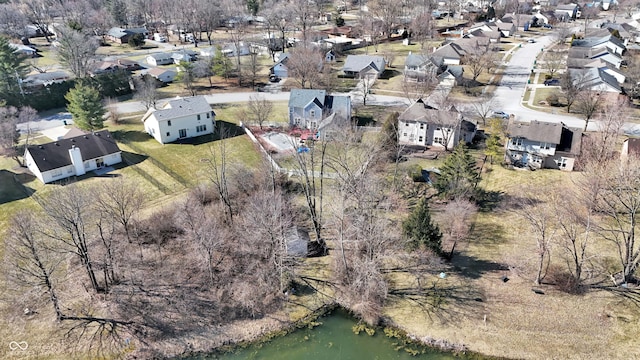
[38,145,43,149]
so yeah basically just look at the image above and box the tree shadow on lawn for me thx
[111,129,151,143]
[378,69,401,80]
[0,169,36,204]
[387,280,486,324]
[450,253,510,280]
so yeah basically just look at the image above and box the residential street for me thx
[495,33,640,135]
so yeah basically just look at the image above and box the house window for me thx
[540,142,550,150]
[419,124,425,130]
[206,112,210,118]
[310,110,315,118]
[311,121,317,129]
[559,157,568,168]
[166,132,170,137]
[405,123,409,127]
[196,125,207,132]
[197,114,201,120]
[84,162,90,169]
[67,167,73,174]
[436,127,441,131]
[403,132,408,137]
[434,137,444,145]
[511,138,523,146]
[52,168,63,177]
[419,136,424,142]
[294,117,301,125]
[168,120,172,126]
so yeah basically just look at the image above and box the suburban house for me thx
[9,43,37,57]
[325,50,336,62]
[568,67,622,93]
[621,137,640,162]
[172,49,198,64]
[24,130,122,184]
[199,47,218,58]
[555,3,580,20]
[572,35,626,56]
[438,65,464,86]
[106,27,148,44]
[90,61,125,75]
[146,67,177,83]
[270,53,291,78]
[342,55,385,78]
[397,99,477,150]
[567,47,623,69]
[288,89,351,132]
[146,52,174,66]
[431,43,464,66]
[495,22,516,37]
[505,120,582,171]
[142,96,215,144]
[404,52,438,82]
[22,71,70,88]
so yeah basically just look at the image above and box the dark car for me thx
[543,23,553,29]
[269,74,281,83]
[544,79,560,86]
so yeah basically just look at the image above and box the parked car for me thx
[492,111,510,119]
[269,74,281,83]
[527,38,536,43]
[544,79,560,86]
[543,23,553,29]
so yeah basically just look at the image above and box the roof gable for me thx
[289,89,327,108]
[343,55,385,73]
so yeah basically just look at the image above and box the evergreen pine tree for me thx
[0,36,30,106]
[435,143,480,199]
[65,83,105,131]
[379,112,399,161]
[402,197,442,255]
[484,118,505,164]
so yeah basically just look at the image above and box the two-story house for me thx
[398,99,476,151]
[404,52,438,82]
[142,96,215,144]
[505,120,583,171]
[288,89,351,132]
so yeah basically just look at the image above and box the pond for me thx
[187,309,461,360]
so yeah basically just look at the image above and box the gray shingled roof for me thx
[288,89,327,108]
[405,52,430,68]
[568,67,622,92]
[27,130,121,172]
[342,55,385,73]
[398,101,461,124]
[507,120,562,143]
[144,96,213,122]
[572,35,626,51]
[149,52,173,60]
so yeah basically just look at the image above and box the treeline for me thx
[5,69,132,111]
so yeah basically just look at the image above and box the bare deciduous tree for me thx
[574,87,602,131]
[440,197,478,260]
[134,75,159,110]
[6,210,65,320]
[469,95,500,126]
[55,25,99,78]
[246,94,274,129]
[519,190,556,285]
[287,45,323,89]
[35,185,101,293]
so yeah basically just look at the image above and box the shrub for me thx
[546,93,560,106]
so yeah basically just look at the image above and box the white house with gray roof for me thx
[404,52,438,82]
[568,67,622,93]
[142,96,215,144]
[288,89,351,132]
[342,55,385,78]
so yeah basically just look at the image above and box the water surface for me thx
[195,309,458,360]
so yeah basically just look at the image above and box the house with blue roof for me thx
[288,89,351,132]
